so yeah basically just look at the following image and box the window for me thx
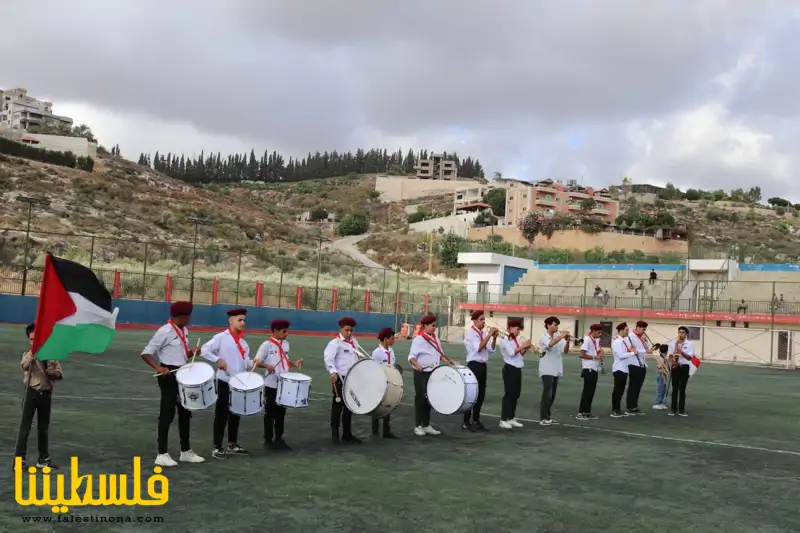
[686,327,700,341]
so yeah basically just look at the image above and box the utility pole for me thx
[16,196,50,296]
[315,230,330,310]
[187,215,211,302]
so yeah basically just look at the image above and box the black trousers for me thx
[15,387,52,460]
[213,380,240,448]
[371,414,392,435]
[157,367,191,454]
[463,361,487,424]
[330,377,353,436]
[501,364,522,421]
[671,365,690,413]
[540,375,559,420]
[626,365,647,410]
[579,369,599,414]
[413,370,432,427]
[612,371,628,411]
[263,386,287,442]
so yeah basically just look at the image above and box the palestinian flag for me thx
[31,254,119,360]
[689,356,701,377]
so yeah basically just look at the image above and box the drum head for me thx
[176,362,214,385]
[282,372,312,382]
[230,372,263,391]
[427,366,465,414]
[343,359,387,415]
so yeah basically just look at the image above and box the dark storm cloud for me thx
[1,0,799,198]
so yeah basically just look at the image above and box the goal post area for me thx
[684,324,797,369]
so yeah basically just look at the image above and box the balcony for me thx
[534,185,559,194]
[535,197,559,206]
[567,190,590,199]
[567,203,583,211]
[592,207,611,215]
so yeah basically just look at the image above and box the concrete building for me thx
[415,153,458,179]
[1,131,97,158]
[0,88,73,132]
[375,176,479,202]
[505,178,619,227]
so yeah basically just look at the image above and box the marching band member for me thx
[667,326,694,416]
[409,314,459,436]
[15,323,63,470]
[537,316,571,426]
[462,310,498,432]
[652,343,670,410]
[200,308,253,459]
[610,322,637,418]
[626,320,650,415]
[576,324,605,421]
[499,318,531,429]
[324,317,363,444]
[141,301,204,467]
[254,319,304,451]
[371,327,398,439]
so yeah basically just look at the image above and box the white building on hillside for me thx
[0,88,73,132]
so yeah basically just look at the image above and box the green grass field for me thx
[1,326,799,533]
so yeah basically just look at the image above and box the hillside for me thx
[0,153,460,295]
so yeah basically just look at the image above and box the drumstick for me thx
[189,338,200,369]
[152,368,180,377]
[152,338,201,377]
[332,378,341,403]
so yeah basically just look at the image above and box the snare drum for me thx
[426,365,478,415]
[276,372,312,408]
[343,359,404,417]
[175,362,217,411]
[229,372,265,416]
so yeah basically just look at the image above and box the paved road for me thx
[325,234,387,270]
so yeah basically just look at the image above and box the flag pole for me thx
[11,254,53,470]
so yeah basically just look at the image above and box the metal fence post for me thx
[278,258,284,308]
[142,242,149,300]
[235,250,242,305]
[89,236,95,270]
[394,269,401,333]
[380,268,387,313]
[770,281,776,365]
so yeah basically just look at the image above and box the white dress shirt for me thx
[142,322,190,367]
[408,334,443,372]
[667,339,695,367]
[371,345,396,365]
[580,335,601,372]
[324,334,362,378]
[200,329,253,382]
[627,333,649,368]
[463,326,496,364]
[499,337,524,368]
[537,332,565,377]
[612,336,636,373]
[254,338,291,389]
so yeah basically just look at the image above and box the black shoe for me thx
[227,444,249,455]
[212,447,227,460]
[461,423,476,432]
[473,421,489,432]
[342,434,362,444]
[35,458,58,469]
[383,432,399,439]
[610,410,625,418]
[273,439,292,451]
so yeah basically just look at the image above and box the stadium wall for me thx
[536,264,683,271]
[739,264,800,272]
[0,295,407,336]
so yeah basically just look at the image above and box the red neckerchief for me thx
[631,333,647,365]
[227,327,246,359]
[168,319,189,356]
[338,334,359,361]
[268,337,289,370]
[509,333,520,350]
[616,335,631,351]
[381,344,392,365]
[471,325,484,342]
[421,332,445,357]
[587,334,600,356]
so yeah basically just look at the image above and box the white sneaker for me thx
[414,426,426,436]
[539,419,552,426]
[499,420,513,429]
[179,450,205,463]
[509,419,524,428]
[422,425,441,435]
[154,453,178,467]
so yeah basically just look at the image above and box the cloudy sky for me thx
[2,0,799,200]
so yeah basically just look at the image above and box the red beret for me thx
[338,317,356,328]
[376,327,395,340]
[590,323,604,331]
[227,308,248,317]
[419,314,437,325]
[470,310,484,321]
[170,301,193,317]
[507,318,523,329]
[270,319,290,330]
[636,320,648,328]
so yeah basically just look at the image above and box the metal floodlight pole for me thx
[315,232,330,310]
[187,215,211,302]
[16,196,50,296]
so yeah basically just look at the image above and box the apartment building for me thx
[0,88,73,132]
[505,178,619,227]
[453,179,516,211]
[415,153,458,179]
